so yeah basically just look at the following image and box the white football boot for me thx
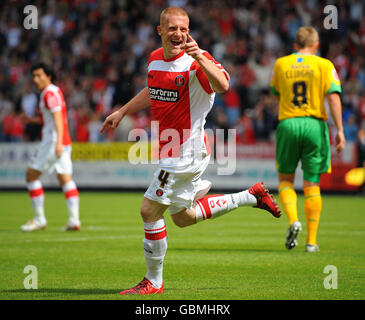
[305,244,320,252]
[61,220,81,231]
[21,219,47,232]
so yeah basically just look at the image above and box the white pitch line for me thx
[45,235,139,242]
[85,225,141,231]
[13,234,139,244]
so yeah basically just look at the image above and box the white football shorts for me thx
[28,141,73,175]
[144,155,212,215]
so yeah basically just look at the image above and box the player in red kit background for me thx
[20,63,81,232]
[101,7,280,295]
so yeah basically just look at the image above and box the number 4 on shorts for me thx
[158,170,170,188]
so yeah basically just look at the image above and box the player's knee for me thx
[26,168,40,183]
[140,203,159,221]
[57,174,72,186]
[25,171,32,183]
[140,198,167,222]
[140,205,149,220]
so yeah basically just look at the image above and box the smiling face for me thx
[157,13,189,60]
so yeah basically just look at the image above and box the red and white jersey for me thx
[39,84,71,146]
[148,48,229,169]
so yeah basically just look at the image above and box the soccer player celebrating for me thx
[20,63,81,232]
[101,7,280,295]
[270,27,346,252]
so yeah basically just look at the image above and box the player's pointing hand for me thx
[100,108,124,133]
[181,33,202,60]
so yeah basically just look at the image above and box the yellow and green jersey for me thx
[270,53,341,121]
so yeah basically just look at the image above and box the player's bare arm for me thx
[20,112,42,124]
[52,110,64,157]
[100,87,150,133]
[182,34,229,93]
[327,92,346,153]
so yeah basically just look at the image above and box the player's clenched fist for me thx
[181,34,202,60]
[335,131,346,154]
[55,143,63,158]
[100,109,124,133]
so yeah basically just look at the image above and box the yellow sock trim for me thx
[278,181,294,193]
[304,186,322,245]
[304,186,321,198]
[279,182,298,226]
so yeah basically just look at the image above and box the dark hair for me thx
[31,63,56,81]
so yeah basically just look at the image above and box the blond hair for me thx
[160,7,189,26]
[295,26,319,49]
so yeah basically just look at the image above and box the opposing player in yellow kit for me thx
[270,27,346,252]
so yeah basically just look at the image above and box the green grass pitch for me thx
[0,191,364,300]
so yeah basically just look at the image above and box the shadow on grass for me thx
[2,288,119,296]
[166,287,231,291]
[2,287,227,296]
[169,247,284,253]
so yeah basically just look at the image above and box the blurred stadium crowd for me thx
[0,0,364,155]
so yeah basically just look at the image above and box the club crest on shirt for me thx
[174,75,185,87]
[156,189,164,197]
